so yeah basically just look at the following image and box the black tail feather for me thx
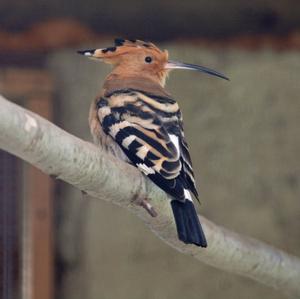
[171,200,207,247]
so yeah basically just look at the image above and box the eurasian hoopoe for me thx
[78,38,228,247]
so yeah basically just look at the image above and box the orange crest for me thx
[78,38,169,85]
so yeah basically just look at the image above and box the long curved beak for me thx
[165,60,229,81]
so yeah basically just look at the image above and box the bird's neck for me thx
[103,74,171,98]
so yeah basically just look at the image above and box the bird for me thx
[78,38,228,247]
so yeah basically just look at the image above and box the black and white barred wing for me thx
[178,120,199,199]
[97,90,197,202]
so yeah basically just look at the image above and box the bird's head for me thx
[78,38,229,86]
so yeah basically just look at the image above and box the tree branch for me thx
[0,95,299,298]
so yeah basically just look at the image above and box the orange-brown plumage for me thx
[82,39,169,86]
[79,38,229,247]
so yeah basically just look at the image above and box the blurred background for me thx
[0,1,300,299]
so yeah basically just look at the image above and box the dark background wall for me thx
[1,0,300,39]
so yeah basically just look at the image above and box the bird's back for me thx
[90,76,199,202]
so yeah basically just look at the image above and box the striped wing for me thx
[97,89,198,201]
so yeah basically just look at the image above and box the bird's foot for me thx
[140,199,158,217]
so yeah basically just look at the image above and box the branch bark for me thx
[0,95,299,298]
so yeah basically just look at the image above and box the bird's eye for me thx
[145,56,152,63]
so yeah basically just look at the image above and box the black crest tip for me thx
[114,38,125,46]
[77,49,95,56]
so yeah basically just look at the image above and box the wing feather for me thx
[97,90,198,201]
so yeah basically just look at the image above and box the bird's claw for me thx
[140,199,158,217]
